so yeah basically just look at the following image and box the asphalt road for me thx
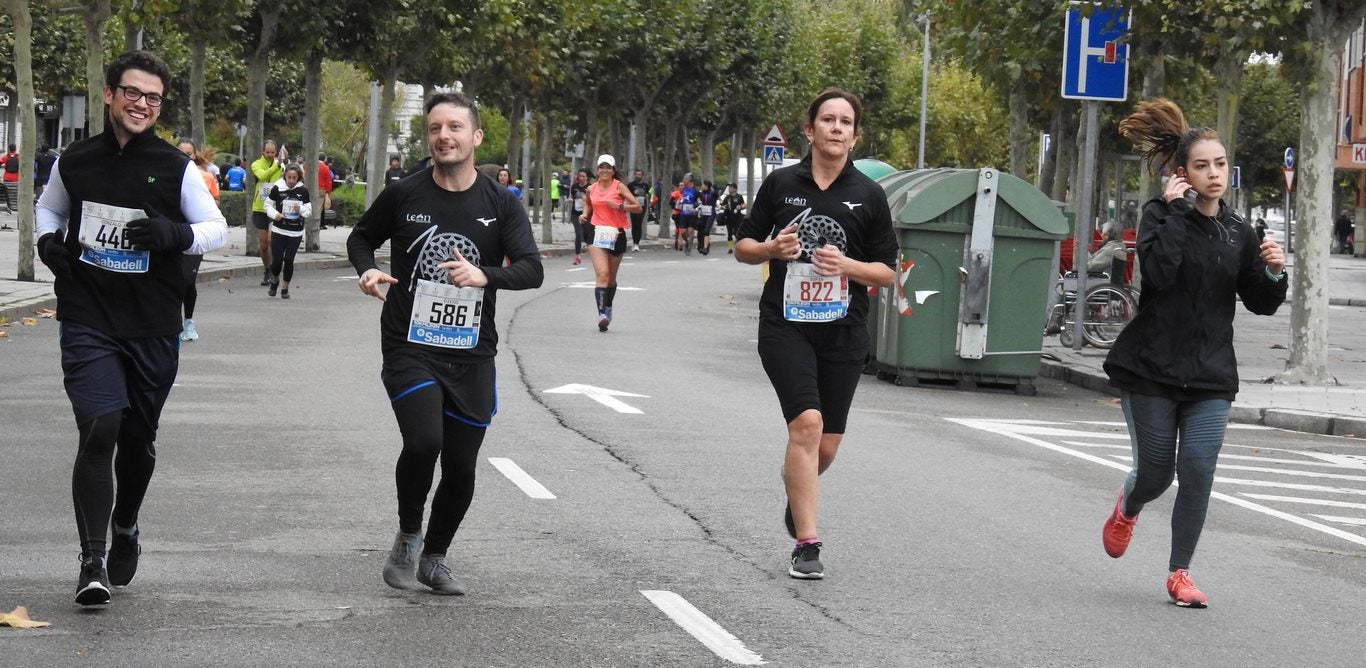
[3,251,1366,666]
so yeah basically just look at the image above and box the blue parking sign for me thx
[1062,5,1131,101]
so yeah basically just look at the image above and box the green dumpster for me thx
[869,168,1068,394]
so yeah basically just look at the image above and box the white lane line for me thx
[1310,514,1366,526]
[1060,440,1130,450]
[1240,493,1366,510]
[488,458,556,499]
[640,590,765,665]
[949,418,1366,548]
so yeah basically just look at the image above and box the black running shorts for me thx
[251,211,271,231]
[59,321,179,439]
[381,351,497,426]
[756,321,868,434]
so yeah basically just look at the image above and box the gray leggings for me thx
[1120,391,1230,571]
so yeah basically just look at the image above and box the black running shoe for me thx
[260,270,271,286]
[788,542,825,580]
[783,502,796,539]
[268,277,279,297]
[76,555,111,606]
[107,527,141,587]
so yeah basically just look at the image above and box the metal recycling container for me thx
[869,168,1069,393]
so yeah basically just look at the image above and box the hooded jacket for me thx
[1104,197,1287,399]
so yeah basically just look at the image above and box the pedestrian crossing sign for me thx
[763,146,785,166]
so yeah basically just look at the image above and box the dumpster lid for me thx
[889,169,1069,236]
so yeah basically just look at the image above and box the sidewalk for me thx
[5,207,1366,437]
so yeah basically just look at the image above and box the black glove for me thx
[126,207,193,252]
[37,232,71,277]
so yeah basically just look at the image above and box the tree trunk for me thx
[189,39,207,148]
[6,0,35,280]
[505,99,522,170]
[1051,101,1074,202]
[1039,103,1062,196]
[1213,51,1246,210]
[82,0,111,137]
[302,51,323,252]
[701,127,718,185]
[1008,78,1029,178]
[243,8,279,257]
[657,116,677,238]
[539,114,555,245]
[368,60,398,198]
[1279,3,1359,385]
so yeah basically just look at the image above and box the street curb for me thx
[1040,360,1364,440]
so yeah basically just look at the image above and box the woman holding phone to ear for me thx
[734,88,897,581]
[1100,98,1287,608]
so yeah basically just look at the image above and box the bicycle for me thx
[1045,270,1139,349]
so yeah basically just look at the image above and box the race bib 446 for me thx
[76,202,149,273]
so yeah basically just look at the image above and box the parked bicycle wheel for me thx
[1081,283,1138,348]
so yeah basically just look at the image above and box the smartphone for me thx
[1177,168,1198,204]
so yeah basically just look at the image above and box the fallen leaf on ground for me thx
[20,318,39,326]
[218,276,230,283]
[0,607,51,628]
[0,331,9,339]
[33,308,56,318]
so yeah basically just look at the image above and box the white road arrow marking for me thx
[543,383,649,414]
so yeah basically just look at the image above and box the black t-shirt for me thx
[347,169,544,359]
[627,179,650,200]
[736,155,897,327]
[570,183,588,214]
[385,167,405,185]
[267,183,312,234]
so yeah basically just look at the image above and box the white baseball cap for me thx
[596,154,615,167]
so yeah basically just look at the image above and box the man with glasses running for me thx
[36,50,228,607]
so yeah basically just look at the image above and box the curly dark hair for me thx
[105,50,172,94]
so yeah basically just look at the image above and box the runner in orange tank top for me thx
[579,154,641,332]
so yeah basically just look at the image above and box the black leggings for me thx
[270,234,302,283]
[73,411,157,558]
[630,213,645,246]
[182,254,203,319]
[390,384,487,556]
[1120,393,1230,571]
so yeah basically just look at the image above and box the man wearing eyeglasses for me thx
[35,50,228,608]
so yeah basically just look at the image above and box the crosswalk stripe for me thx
[1309,514,1366,527]
[1240,493,1366,510]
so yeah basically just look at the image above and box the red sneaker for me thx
[1102,492,1138,558]
[1166,569,1208,608]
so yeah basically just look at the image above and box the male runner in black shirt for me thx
[348,92,544,595]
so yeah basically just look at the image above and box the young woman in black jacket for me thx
[1100,98,1287,608]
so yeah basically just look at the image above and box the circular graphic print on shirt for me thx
[412,231,483,285]
[792,209,847,261]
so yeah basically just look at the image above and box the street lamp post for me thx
[917,13,930,170]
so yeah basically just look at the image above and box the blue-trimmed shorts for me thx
[381,351,497,426]
[59,321,180,440]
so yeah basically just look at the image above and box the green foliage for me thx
[476,107,510,166]
[1237,60,1300,210]
[217,190,249,227]
[330,181,368,226]
[0,6,93,100]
